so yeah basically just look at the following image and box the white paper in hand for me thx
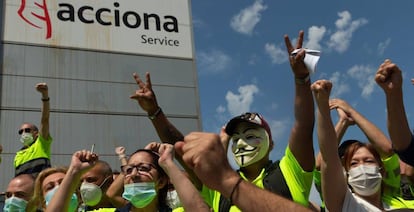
[291,49,321,74]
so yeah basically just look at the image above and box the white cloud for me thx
[216,105,226,114]
[226,84,259,116]
[264,43,288,64]
[346,65,376,99]
[305,26,326,50]
[197,49,232,75]
[268,119,288,142]
[230,0,267,35]
[377,38,391,55]
[329,71,350,97]
[328,11,368,53]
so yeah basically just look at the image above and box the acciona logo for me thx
[17,0,179,40]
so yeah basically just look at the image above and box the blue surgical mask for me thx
[45,186,79,212]
[3,196,27,212]
[122,182,156,208]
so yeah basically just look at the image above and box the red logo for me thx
[18,0,52,39]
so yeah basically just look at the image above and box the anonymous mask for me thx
[231,123,270,167]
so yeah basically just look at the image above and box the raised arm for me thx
[130,72,202,189]
[175,132,312,212]
[36,83,50,139]
[315,107,354,171]
[329,98,393,158]
[375,60,413,164]
[106,147,129,207]
[311,80,347,212]
[130,72,184,143]
[284,30,315,171]
[45,150,98,212]
[148,142,210,212]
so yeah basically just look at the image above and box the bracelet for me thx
[229,177,243,205]
[295,74,310,85]
[148,107,162,120]
[118,154,127,160]
[41,97,50,101]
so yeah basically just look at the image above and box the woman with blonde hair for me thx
[33,166,79,211]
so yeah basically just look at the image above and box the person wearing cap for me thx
[14,82,52,177]
[130,30,316,211]
[312,79,414,211]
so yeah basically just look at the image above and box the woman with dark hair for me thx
[108,143,209,212]
[115,148,170,211]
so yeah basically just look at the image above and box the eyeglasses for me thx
[18,128,32,135]
[122,163,156,175]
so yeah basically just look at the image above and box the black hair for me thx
[129,149,169,208]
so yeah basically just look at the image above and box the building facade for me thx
[0,0,200,192]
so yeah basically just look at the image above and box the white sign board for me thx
[4,0,193,59]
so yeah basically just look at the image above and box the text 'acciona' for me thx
[57,2,179,32]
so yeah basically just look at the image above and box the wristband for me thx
[229,177,243,206]
[148,107,162,120]
[295,74,310,85]
[41,97,50,101]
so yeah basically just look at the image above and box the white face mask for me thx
[348,164,382,196]
[20,132,34,146]
[80,182,102,206]
[231,124,270,167]
[166,190,182,209]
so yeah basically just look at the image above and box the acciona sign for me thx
[3,0,193,59]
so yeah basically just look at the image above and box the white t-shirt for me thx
[342,189,382,212]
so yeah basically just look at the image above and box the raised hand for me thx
[130,72,159,114]
[329,99,355,126]
[311,80,332,105]
[70,150,98,175]
[115,146,125,155]
[36,82,48,95]
[175,132,233,191]
[375,59,403,93]
[284,30,309,78]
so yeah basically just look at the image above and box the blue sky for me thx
[192,0,414,204]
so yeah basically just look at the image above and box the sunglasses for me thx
[18,128,32,135]
[122,163,156,175]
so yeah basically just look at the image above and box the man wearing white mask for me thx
[79,160,115,211]
[14,82,52,177]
